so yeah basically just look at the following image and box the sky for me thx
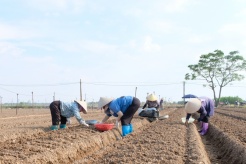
[1,0,246,104]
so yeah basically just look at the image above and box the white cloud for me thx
[0,42,23,57]
[26,0,86,14]
[123,8,144,17]
[142,36,161,52]
[164,0,195,13]
[0,23,38,40]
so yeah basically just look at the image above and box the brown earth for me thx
[0,107,245,163]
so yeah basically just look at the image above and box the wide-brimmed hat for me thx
[75,100,88,114]
[147,94,157,101]
[185,98,201,113]
[98,97,114,109]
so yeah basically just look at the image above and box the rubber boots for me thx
[50,125,59,131]
[122,125,131,136]
[200,123,209,135]
[198,122,203,133]
[129,124,133,133]
[60,124,67,129]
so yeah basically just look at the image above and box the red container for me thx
[94,123,114,131]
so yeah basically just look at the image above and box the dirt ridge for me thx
[186,123,210,164]
[206,123,246,164]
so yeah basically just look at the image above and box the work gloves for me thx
[67,118,72,125]
[79,120,89,127]
[115,120,119,129]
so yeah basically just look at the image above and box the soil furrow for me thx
[202,122,246,164]
[0,107,245,163]
[215,111,246,121]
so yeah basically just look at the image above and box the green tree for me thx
[218,96,242,105]
[185,50,246,106]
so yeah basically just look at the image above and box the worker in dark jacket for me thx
[142,94,159,110]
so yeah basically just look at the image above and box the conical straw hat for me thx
[98,97,114,109]
[185,98,201,113]
[147,94,157,101]
[74,100,88,114]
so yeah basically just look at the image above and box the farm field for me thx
[0,107,245,163]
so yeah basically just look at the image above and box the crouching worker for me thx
[139,94,159,122]
[142,94,159,111]
[184,97,214,135]
[98,96,140,137]
[49,100,89,130]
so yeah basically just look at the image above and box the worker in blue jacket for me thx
[98,96,140,136]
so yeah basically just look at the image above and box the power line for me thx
[0,82,79,87]
[83,82,182,86]
[0,81,183,87]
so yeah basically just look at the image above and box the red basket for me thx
[94,123,114,131]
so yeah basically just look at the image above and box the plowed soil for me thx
[0,107,245,164]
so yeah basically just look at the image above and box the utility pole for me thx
[135,87,137,97]
[0,96,2,113]
[53,92,55,101]
[32,91,34,111]
[16,93,18,115]
[183,81,186,105]
[80,79,82,101]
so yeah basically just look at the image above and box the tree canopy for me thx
[218,96,243,105]
[185,50,246,106]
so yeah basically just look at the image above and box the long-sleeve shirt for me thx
[105,96,133,117]
[186,97,214,122]
[60,101,84,123]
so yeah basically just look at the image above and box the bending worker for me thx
[98,96,140,137]
[185,97,214,135]
[49,100,89,130]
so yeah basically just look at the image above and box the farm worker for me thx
[49,100,89,130]
[160,98,164,110]
[142,94,160,119]
[142,94,160,110]
[98,96,140,137]
[184,97,214,135]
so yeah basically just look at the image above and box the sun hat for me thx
[147,94,157,101]
[98,97,114,109]
[74,100,88,114]
[184,98,201,113]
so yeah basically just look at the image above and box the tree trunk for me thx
[217,86,223,107]
[212,88,217,107]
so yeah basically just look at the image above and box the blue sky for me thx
[1,0,246,104]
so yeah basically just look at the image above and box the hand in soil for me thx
[115,120,119,129]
